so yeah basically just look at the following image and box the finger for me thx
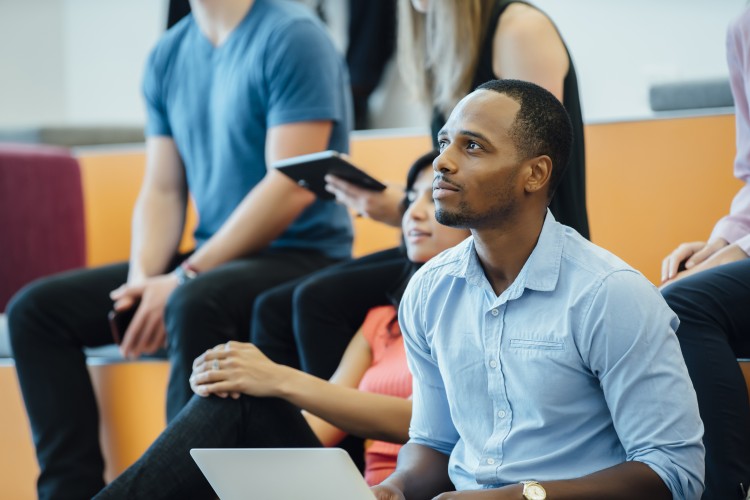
[685,246,712,268]
[666,247,693,280]
[685,240,725,268]
[195,381,237,397]
[660,257,669,283]
[131,310,163,358]
[120,308,148,358]
[109,284,127,300]
[141,320,167,355]
[111,283,145,301]
[325,175,361,196]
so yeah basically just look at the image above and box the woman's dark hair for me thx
[385,149,440,336]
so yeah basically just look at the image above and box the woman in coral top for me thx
[94,152,469,498]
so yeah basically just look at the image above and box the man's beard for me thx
[435,179,520,230]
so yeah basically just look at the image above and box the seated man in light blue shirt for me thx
[372,79,704,500]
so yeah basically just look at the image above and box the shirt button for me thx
[498,410,506,418]
[487,458,495,465]
[489,360,498,369]
[491,308,499,316]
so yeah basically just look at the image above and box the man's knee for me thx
[164,282,205,329]
[7,279,56,353]
[164,280,224,349]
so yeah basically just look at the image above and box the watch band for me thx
[173,262,199,285]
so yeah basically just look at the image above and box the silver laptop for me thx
[190,448,376,500]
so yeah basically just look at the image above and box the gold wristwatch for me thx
[521,480,547,500]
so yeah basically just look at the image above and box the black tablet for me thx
[272,150,386,200]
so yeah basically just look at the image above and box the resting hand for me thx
[370,484,406,500]
[662,240,747,286]
[325,174,405,227]
[190,341,293,399]
[110,273,178,359]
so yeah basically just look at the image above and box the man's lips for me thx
[433,178,460,199]
[433,179,460,192]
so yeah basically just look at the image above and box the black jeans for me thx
[7,249,338,500]
[94,394,322,499]
[251,247,407,379]
[662,259,750,500]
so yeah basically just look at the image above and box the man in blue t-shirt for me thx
[7,1,352,498]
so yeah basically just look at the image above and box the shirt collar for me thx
[450,210,563,294]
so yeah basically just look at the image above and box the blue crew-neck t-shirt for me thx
[142,0,353,259]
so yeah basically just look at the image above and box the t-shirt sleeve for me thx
[263,18,348,128]
[142,46,172,138]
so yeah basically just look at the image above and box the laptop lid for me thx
[190,448,376,500]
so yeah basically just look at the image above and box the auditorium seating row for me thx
[1,114,747,498]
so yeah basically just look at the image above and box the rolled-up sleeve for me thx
[580,270,705,500]
[398,273,459,456]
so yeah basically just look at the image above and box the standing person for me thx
[93,150,470,499]
[330,0,589,238]
[372,79,704,500]
[7,0,352,498]
[660,6,750,499]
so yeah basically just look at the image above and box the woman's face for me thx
[410,0,430,14]
[403,167,470,263]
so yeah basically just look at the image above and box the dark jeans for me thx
[662,259,750,500]
[250,247,407,474]
[7,249,337,500]
[94,394,322,499]
[251,247,407,379]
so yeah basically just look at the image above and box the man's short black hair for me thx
[476,79,573,199]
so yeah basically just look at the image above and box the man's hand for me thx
[325,174,405,227]
[189,341,294,399]
[110,273,179,359]
[370,483,406,500]
[371,485,522,500]
[661,239,747,286]
[661,239,726,283]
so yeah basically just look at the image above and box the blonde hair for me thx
[397,0,496,115]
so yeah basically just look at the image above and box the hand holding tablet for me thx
[272,151,386,201]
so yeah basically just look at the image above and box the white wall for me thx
[0,0,66,127]
[0,0,166,128]
[535,0,746,123]
[62,0,168,125]
[0,0,746,128]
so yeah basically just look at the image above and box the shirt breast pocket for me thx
[509,338,565,351]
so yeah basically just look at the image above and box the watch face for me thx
[525,484,546,500]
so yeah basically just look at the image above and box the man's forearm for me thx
[456,461,671,500]
[186,170,316,272]
[381,442,454,500]
[128,189,186,283]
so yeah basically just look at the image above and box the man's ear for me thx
[524,155,552,195]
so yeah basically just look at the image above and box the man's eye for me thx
[467,141,481,150]
[437,139,448,151]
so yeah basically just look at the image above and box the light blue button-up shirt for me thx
[399,212,704,499]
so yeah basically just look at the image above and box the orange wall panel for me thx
[585,114,741,283]
[348,131,433,257]
[77,148,196,267]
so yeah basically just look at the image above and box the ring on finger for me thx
[212,359,220,371]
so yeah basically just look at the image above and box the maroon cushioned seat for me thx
[0,144,86,311]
